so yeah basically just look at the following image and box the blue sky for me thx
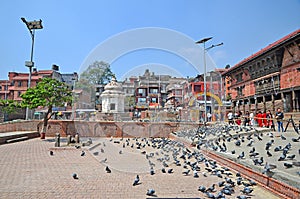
[1,0,299,80]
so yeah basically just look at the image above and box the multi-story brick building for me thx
[0,67,79,120]
[222,29,300,115]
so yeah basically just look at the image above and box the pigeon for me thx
[267,150,272,157]
[167,168,173,174]
[93,151,99,156]
[280,135,287,140]
[235,140,241,146]
[222,188,232,195]
[249,147,255,153]
[80,151,85,156]
[161,168,166,173]
[249,179,257,186]
[133,175,140,186]
[198,185,206,192]
[237,195,251,199]
[100,158,107,163]
[284,162,293,168]
[206,184,216,192]
[146,189,155,196]
[293,162,300,167]
[237,151,245,159]
[72,173,78,179]
[278,154,286,161]
[247,140,254,147]
[287,154,296,160]
[274,146,282,152]
[206,192,215,198]
[75,145,81,149]
[193,170,199,178]
[182,169,190,176]
[150,167,155,175]
[218,181,225,187]
[101,148,105,153]
[240,187,253,195]
[119,150,123,154]
[105,166,111,173]
[50,151,54,156]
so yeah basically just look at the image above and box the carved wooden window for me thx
[236,73,243,83]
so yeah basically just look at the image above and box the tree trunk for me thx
[41,106,52,139]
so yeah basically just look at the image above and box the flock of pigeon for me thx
[49,123,299,198]
[93,135,264,198]
[176,124,300,189]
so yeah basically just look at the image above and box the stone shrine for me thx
[101,77,125,113]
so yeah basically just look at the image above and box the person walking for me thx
[266,110,275,130]
[243,111,250,126]
[227,111,233,125]
[275,108,284,132]
[249,111,255,126]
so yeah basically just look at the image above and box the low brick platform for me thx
[0,137,280,199]
[0,131,39,145]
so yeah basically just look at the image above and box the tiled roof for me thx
[12,76,43,80]
[225,29,300,74]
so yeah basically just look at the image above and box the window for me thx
[18,91,22,97]
[149,88,158,94]
[0,86,2,90]
[151,98,157,103]
[236,73,243,83]
[137,88,146,96]
[175,90,182,95]
[18,81,22,87]
[137,98,146,103]
[194,85,201,92]
[110,103,115,110]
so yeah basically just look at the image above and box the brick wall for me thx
[281,41,300,89]
[280,64,300,89]
[0,120,197,138]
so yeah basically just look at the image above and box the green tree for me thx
[0,99,20,114]
[78,61,115,88]
[0,99,21,121]
[21,78,72,138]
[76,61,115,109]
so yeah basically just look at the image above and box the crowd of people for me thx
[227,108,285,132]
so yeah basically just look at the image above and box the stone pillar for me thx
[255,97,258,114]
[263,95,266,112]
[281,92,286,112]
[271,94,275,112]
[248,98,251,112]
[75,133,80,144]
[292,90,296,112]
[55,133,60,147]
[67,135,71,145]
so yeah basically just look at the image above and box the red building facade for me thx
[223,29,300,114]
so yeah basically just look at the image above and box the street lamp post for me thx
[196,37,223,123]
[21,17,43,120]
[71,73,78,120]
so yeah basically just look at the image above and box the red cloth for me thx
[262,113,267,127]
[257,113,263,127]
